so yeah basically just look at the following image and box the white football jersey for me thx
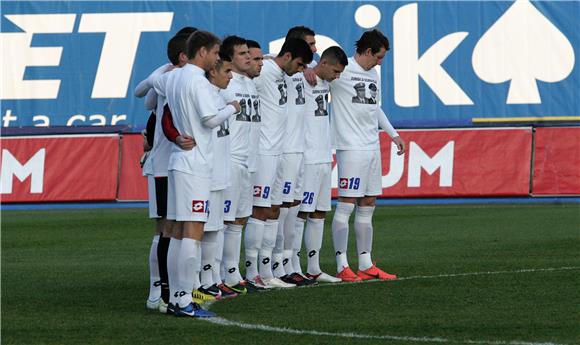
[253,59,287,155]
[283,72,306,153]
[330,57,382,151]
[153,64,218,178]
[210,85,231,191]
[140,64,173,177]
[221,71,252,167]
[303,75,332,164]
[246,78,261,172]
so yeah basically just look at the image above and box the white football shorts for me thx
[276,152,304,203]
[205,190,225,231]
[336,149,382,198]
[252,154,282,207]
[223,162,252,222]
[299,162,332,213]
[171,170,211,222]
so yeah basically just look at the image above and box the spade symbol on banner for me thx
[472,0,575,104]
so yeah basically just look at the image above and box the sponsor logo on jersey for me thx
[339,178,348,189]
[192,200,205,213]
[253,186,262,197]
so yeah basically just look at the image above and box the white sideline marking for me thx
[203,266,577,345]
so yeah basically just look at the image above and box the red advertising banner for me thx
[331,128,532,197]
[117,134,148,201]
[1,135,119,202]
[533,127,580,195]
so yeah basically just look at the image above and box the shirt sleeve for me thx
[376,108,399,138]
[194,83,220,120]
[152,72,168,98]
[135,64,168,97]
[202,105,236,128]
[144,89,157,111]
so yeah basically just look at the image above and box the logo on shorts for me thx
[339,178,349,189]
[253,186,262,197]
[192,200,205,213]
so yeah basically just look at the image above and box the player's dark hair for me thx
[246,40,261,49]
[176,26,197,36]
[220,35,247,61]
[355,29,390,55]
[277,38,313,64]
[320,46,348,67]
[186,30,221,59]
[219,51,231,63]
[167,33,190,65]
[285,26,315,40]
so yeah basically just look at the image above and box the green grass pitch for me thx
[2,204,579,345]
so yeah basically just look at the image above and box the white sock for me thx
[167,238,181,306]
[305,218,324,275]
[148,235,161,301]
[244,217,264,280]
[200,232,217,288]
[355,206,374,271]
[259,219,278,279]
[332,202,355,272]
[272,208,288,277]
[223,224,243,285]
[292,217,306,274]
[214,229,225,284]
[177,238,201,307]
[283,249,295,275]
[283,206,300,274]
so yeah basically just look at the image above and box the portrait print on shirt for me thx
[277,80,288,105]
[236,98,251,121]
[217,119,230,137]
[252,98,261,122]
[351,82,368,104]
[314,94,328,117]
[368,83,377,104]
[295,80,306,105]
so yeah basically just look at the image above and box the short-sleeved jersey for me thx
[330,57,382,151]
[142,63,173,177]
[210,85,231,191]
[153,64,218,178]
[253,59,287,155]
[246,77,261,172]
[303,75,332,164]
[283,72,306,153]
[221,72,252,167]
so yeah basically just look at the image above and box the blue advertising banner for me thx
[1,1,578,130]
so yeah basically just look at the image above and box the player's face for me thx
[304,35,317,54]
[320,61,345,82]
[203,44,221,71]
[232,44,251,73]
[285,57,306,76]
[211,61,234,89]
[368,47,387,68]
[248,47,264,78]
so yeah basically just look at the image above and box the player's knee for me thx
[311,210,326,219]
[252,207,268,221]
[358,196,376,207]
[270,206,280,219]
[234,217,248,226]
